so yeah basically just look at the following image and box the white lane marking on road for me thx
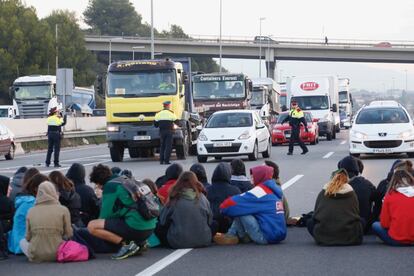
[135,174,305,275]
[135,249,192,276]
[41,159,112,174]
[323,152,334,159]
[282,175,304,191]
[13,145,106,160]
[340,140,347,145]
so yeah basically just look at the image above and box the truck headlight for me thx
[198,132,208,141]
[107,125,119,132]
[238,130,251,140]
[398,130,414,139]
[350,130,367,140]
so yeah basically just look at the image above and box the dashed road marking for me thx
[323,152,334,159]
[282,174,304,191]
[135,249,192,276]
[340,140,347,145]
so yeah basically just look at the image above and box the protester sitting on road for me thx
[264,160,294,225]
[142,179,158,196]
[338,156,377,233]
[20,181,73,262]
[307,169,363,246]
[66,163,100,226]
[155,163,184,189]
[9,167,27,202]
[157,163,184,204]
[88,164,156,260]
[8,174,49,254]
[21,168,40,193]
[49,171,83,227]
[0,175,13,260]
[215,165,287,245]
[156,171,212,249]
[207,163,241,234]
[190,163,211,189]
[372,169,414,246]
[230,159,253,193]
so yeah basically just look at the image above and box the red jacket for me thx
[157,179,177,204]
[380,190,414,243]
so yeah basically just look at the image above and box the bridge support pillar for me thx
[265,48,276,80]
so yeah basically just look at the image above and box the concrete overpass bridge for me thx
[85,35,414,78]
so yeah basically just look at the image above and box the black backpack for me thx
[112,176,160,220]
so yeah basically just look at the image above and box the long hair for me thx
[23,174,50,196]
[167,171,205,205]
[325,170,349,196]
[49,171,74,191]
[264,160,280,184]
[22,168,40,188]
[387,170,414,193]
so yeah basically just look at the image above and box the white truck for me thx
[338,78,353,129]
[10,75,61,118]
[287,75,340,140]
[250,78,281,119]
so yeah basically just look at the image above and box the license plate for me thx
[213,142,232,147]
[285,133,291,138]
[373,148,392,153]
[133,135,151,141]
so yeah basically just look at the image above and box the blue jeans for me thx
[372,222,404,246]
[227,215,268,245]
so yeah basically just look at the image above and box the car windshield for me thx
[291,96,329,110]
[251,91,264,106]
[14,84,52,100]
[193,80,245,100]
[356,108,409,124]
[277,113,311,123]
[206,113,253,128]
[108,70,177,97]
[339,91,348,103]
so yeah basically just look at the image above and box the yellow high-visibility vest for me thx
[47,115,64,126]
[155,109,177,122]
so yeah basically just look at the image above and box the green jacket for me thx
[99,176,156,231]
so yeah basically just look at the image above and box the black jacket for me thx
[206,163,241,233]
[59,189,83,227]
[66,163,100,225]
[155,163,184,188]
[281,109,308,129]
[0,175,13,221]
[190,163,211,189]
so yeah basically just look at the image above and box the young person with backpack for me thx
[156,171,212,249]
[87,164,157,260]
[307,169,363,246]
[214,165,286,245]
[372,169,414,246]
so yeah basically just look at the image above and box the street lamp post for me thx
[109,37,122,65]
[259,17,265,77]
[219,0,223,73]
[150,0,155,59]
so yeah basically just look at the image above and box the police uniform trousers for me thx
[159,129,173,163]
[288,127,308,153]
[46,131,61,165]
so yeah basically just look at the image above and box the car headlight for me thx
[238,130,251,140]
[272,129,282,133]
[398,130,414,139]
[351,129,367,140]
[198,132,208,141]
[107,125,119,132]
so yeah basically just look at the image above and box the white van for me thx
[287,75,339,140]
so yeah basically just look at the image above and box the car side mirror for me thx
[331,104,338,112]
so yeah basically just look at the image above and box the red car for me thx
[271,112,319,146]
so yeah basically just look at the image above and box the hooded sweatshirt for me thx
[59,189,83,227]
[230,175,253,193]
[0,175,13,221]
[8,194,36,254]
[312,183,363,246]
[158,188,212,249]
[66,163,100,225]
[26,181,72,262]
[380,186,414,243]
[157,163,184,204]
[9,167,27,201]
[338,156,376,230]
[190,163,211,188]
[207,163,241,233]
[220,165,287,244]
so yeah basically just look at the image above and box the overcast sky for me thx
[25,0,414,91]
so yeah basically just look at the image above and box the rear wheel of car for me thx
[5,144,15,160]
[248,142,259,161]
[197,155,208,163]
[407,152,414,158]
[262,139,271,158]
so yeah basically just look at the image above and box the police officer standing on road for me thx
[154,101,179,165]
[282,100,309,155]
[45,107,67,167]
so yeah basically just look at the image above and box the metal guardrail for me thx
[15,130,106,143]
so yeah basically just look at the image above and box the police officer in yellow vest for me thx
[281,100,309,155]
[154,101,179,164]
[45,107,67,167]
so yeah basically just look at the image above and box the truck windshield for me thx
[72,91,94,107]
[251,91,264,106]
[14,84,52,100]
[339,91,348,103]
[291,96,329,110]
[108,70,177,97]
[193,80,245,100]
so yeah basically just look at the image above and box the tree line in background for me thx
[0,0,222,104]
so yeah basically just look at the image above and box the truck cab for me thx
[338,78,353,129]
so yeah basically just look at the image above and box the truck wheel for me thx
[176,128,190,160]
[336,125,341,133]
[5,144,15,160]
[326,132,332,141]
[189,144,198,156]
[332,128,337,139]
[248,142,259,161]
[197,155,208,163]
[262,140,271,158]
[129,147,140,158]
[110,143,124,162]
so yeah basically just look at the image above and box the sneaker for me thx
[45,164,50,167]
[111,241,140,260]
[213,233,239,245]
[287,152,293,155]
[54,164,62,168]
[301,149,309,155]
[240,235,251,244]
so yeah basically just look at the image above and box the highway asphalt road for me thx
[1,130,414,276]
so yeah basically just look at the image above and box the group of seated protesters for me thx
[1,156,414,262]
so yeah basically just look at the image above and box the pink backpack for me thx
[57,240,89,263]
